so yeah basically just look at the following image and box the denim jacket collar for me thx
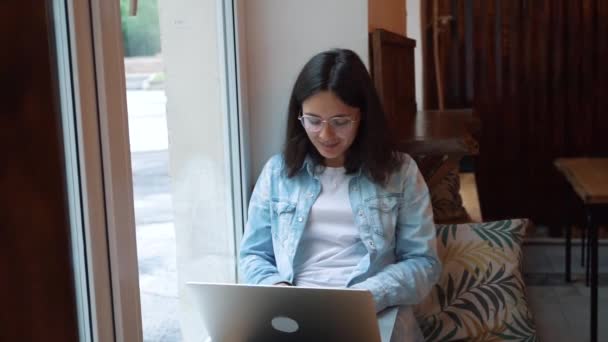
[301,155,316,176]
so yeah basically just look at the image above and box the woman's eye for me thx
[306,117,322,126]
[332,118,350,126]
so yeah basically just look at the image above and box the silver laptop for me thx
[187,282,381,342]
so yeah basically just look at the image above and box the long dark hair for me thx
[283,48,403,185]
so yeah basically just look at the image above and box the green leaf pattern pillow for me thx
[415,220,538,341]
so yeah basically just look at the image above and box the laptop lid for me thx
[187,282,381,342]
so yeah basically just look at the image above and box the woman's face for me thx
[300,91,361,167]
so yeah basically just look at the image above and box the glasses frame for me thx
[297,113,360,134]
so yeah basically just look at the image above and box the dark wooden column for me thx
[0,1,80,341]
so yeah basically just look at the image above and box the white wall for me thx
[241,0,369,180]
[407,0,424,110]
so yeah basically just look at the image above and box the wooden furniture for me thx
[369,28,417,144]
[397,109,479,188]
[369,29,480,188]
[554,158,608,342]
[396,109,479,157]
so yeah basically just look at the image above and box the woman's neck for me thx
[323,156,344,167]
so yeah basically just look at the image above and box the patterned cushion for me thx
[414,219,538,341]
[429,168,469,223]
[412,155,468,223]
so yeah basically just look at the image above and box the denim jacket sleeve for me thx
[238,156,288,285]
[351,157,441,312]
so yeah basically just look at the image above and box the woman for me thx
[239,48,440,341]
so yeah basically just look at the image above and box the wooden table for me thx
[396,109,480,187]
[554,158,608,342]
[397,109,480,156]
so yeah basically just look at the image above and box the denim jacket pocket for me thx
[366,196,400,237]
[271,200,297,241]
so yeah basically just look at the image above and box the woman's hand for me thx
[274,282,292,286]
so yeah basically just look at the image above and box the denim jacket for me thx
[239,153,441,312]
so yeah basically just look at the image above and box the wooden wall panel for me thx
[0,1,79,340]
[425,0,608,228]
[580,0,595,155]
[566,1,584,155]
[595,0,608,156]
[423,0,474,110]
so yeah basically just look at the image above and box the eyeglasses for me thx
[298,114,359,134]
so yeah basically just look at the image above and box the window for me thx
[55,0,247,340]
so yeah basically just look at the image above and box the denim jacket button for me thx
[297,217,303,222]
[368,240,375,248]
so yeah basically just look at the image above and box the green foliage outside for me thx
[120,0,161,57]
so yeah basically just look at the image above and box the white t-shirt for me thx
[293,166,367,287]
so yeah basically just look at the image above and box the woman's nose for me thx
[318,122,336,139]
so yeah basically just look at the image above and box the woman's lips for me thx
[320,141,340,149]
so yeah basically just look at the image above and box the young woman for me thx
[239,48,440,341]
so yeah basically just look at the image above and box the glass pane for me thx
[120,1,239,340]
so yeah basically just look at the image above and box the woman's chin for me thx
[313,142,347,165]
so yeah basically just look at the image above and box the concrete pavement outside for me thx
[128,84,181,341]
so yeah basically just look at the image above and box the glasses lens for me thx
[329,117,352,131]
[301,116,323,132]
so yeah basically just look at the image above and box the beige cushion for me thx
[415,219,537,341]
